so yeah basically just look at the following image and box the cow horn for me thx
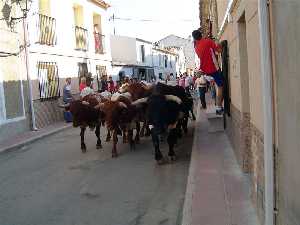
[118,102,128,109]
[132,97,148,106]
[165,95,182,104]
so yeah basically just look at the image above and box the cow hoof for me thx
[96,144,102,149]
[112,152,118,158]
[130,144,136,151]
[81,144,87,153]
[156,159,166,165]
[169,155,177,161]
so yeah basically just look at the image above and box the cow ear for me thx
[118,102,128,109]
[165,95,182,104]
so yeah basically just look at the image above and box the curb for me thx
[0,124,72,154]
[181,105,202,225]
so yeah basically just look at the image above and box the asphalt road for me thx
[0,123,195,225]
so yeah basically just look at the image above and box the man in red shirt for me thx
[192,29,223,114]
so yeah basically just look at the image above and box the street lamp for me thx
[1,0,32,27]
[16,0,32,18]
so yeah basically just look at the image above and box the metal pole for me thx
[23,17,38,131]
[258,0,274,224]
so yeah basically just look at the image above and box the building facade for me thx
[158,34,198,75]
[110,35,155,82]
[200,0,300,225]
[26,0,112,128]
[152,46,177,80]
[0,1,31,142]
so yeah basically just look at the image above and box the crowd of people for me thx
[63,28,224,115]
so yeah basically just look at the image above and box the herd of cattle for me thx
[68,82,195,164]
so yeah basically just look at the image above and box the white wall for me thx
[110,35,137,64]
[136,40,153,67]
[159,35,196,70]
[152,48,177,79]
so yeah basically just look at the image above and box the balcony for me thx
[94,32,105,54]
[37,14,57,46]
[75,26,88,51]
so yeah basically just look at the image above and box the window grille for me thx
[37,62,60,100]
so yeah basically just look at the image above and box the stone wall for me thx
[226,103,265,224]
[33,99,64,129]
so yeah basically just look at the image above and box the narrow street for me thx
[0,124,194,225]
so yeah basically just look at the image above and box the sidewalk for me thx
[182,103,259,225]
[0,121,72,154]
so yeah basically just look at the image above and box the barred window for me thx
[37,62,60,100]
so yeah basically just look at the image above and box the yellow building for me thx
[0,1,32,142]
[200,0,300,225]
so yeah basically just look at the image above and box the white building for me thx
[110,35,155,82]
[158,34,198,75]
[27,0,112,128]
[152,46,177,80]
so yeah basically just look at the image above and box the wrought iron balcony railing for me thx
[94,32,105,54]
[75,26,88,51]
[37,14,57,46]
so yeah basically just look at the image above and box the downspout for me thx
[23,17,38,131]
[258,0,274,225]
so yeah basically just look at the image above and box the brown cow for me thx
[69,95,105,153]
[118,82,153,136]
[97,94,141,158]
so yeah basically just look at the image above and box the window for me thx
[158,73,163,80]
[158,54,162,66]
[39,0,51,16]
[74,5,88,51]
[141,45,145,62]
[93,14,104,54]
[170,57,173,68]
[37,62,60,100]
[165,55,168,68]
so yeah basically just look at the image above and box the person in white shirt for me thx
[194,73,208,109]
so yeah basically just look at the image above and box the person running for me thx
[192,29,224,114]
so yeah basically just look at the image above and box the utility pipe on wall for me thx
[258,0,274,225]
[23,17,38,131]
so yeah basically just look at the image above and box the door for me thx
[220,40,230,128]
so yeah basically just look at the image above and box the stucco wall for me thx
[218,1,265,223]
[110,36,137,64]
[0,2,31,140]
[272,1,300,225]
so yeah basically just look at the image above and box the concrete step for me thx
[206,110,224,133]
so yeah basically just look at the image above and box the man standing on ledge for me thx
[192,29,224,114]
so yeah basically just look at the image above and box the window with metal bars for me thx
[37,62,60,100]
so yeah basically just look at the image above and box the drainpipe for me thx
[23,17,38,131]
[258,0,274,225]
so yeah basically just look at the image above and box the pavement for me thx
[0,95,259,225]
[0,121,72,154]
[181,102,259,225]
[0,117,193,225]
